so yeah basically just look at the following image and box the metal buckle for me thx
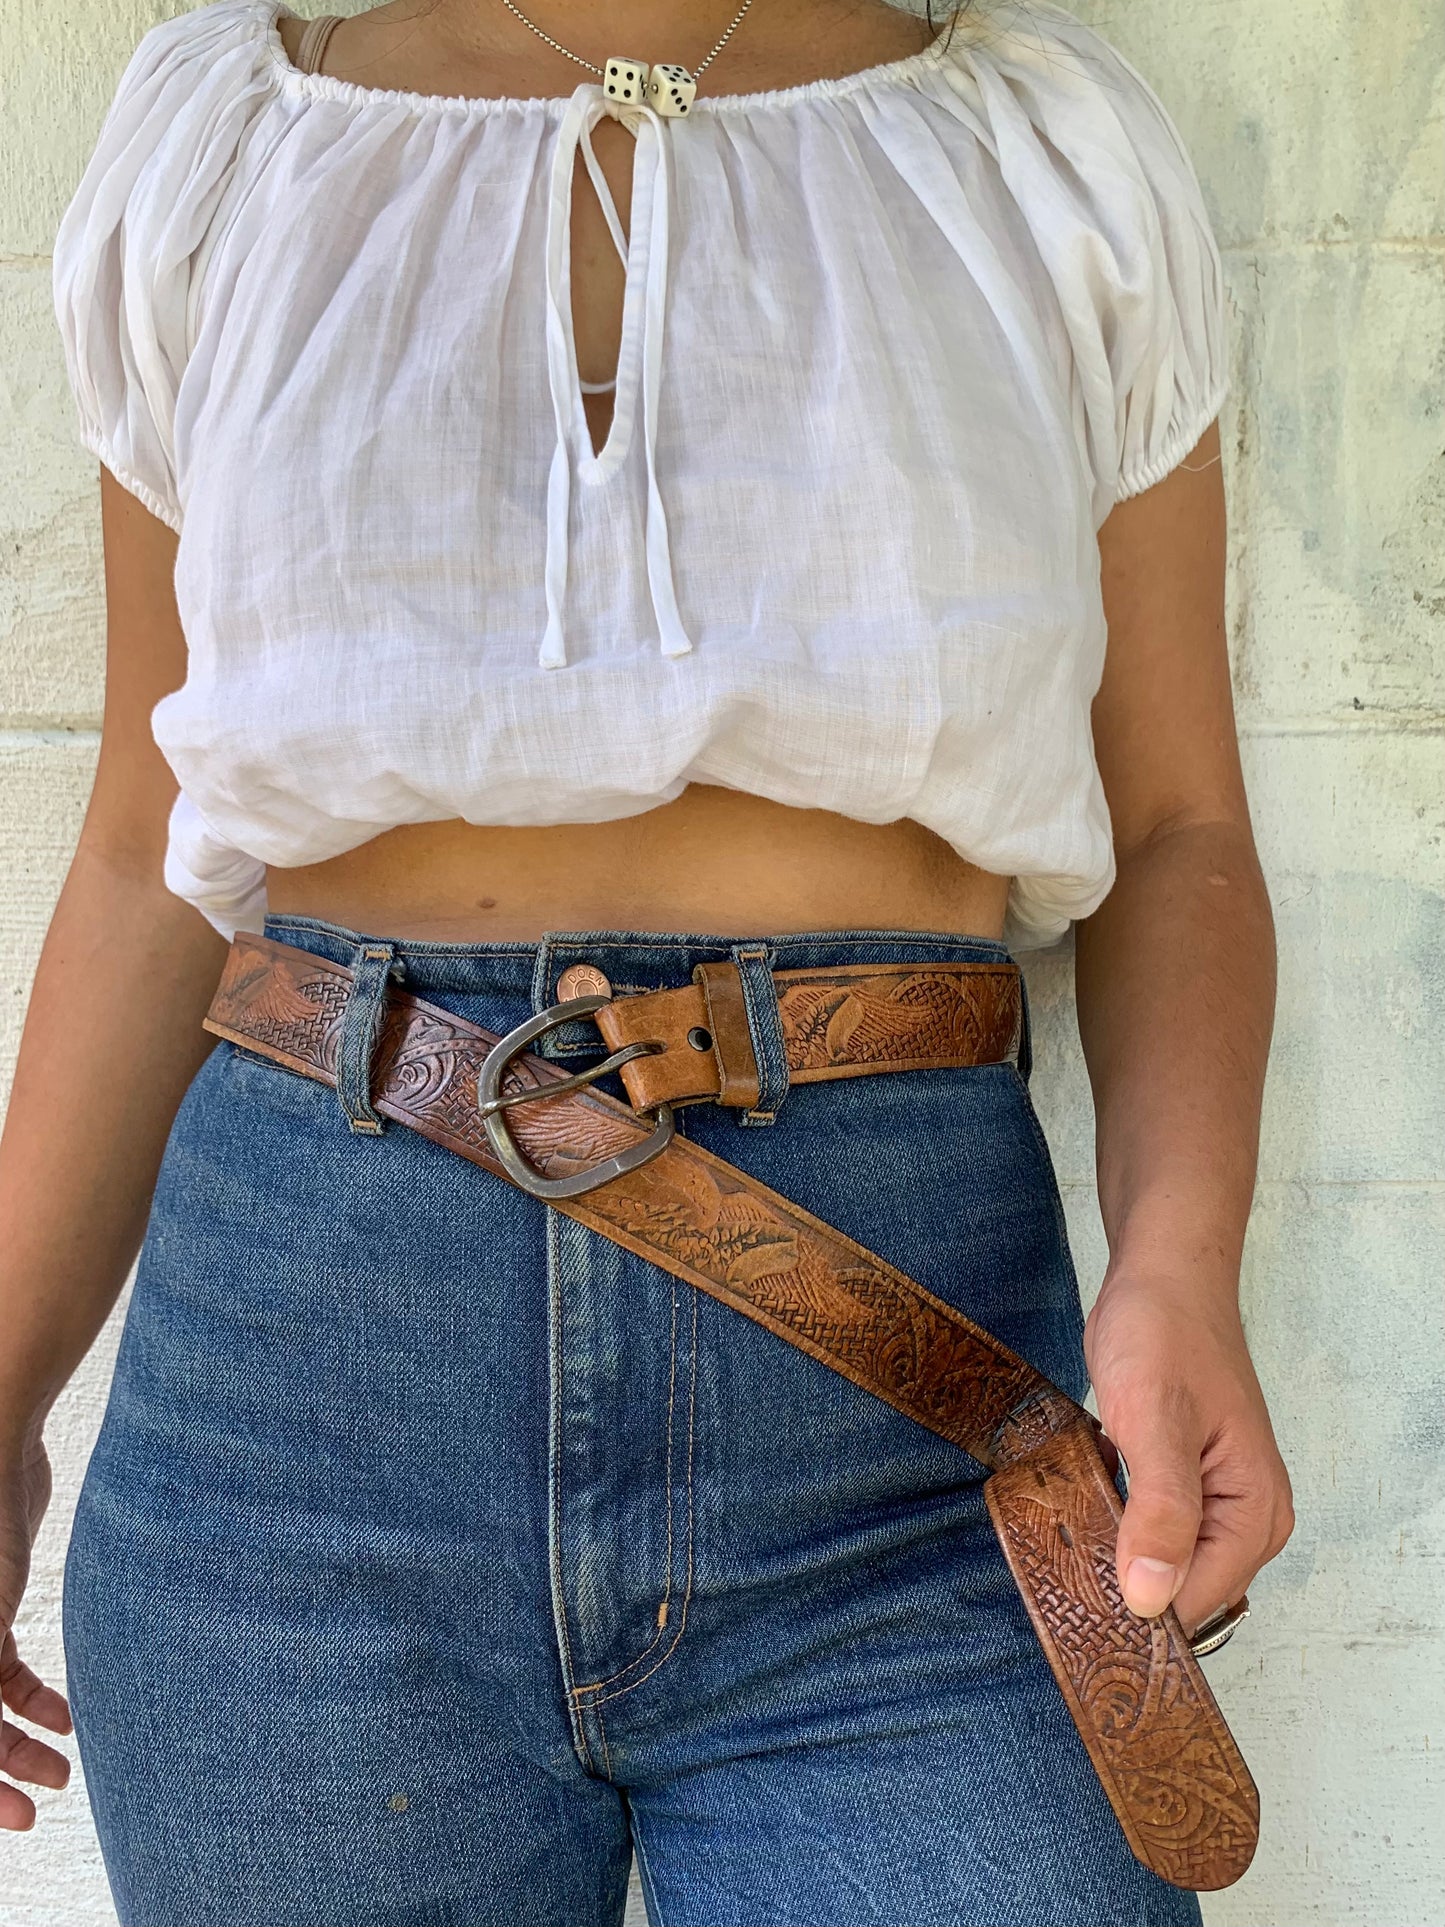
[1188,1594,1250,1658]
[476,993,675,1200]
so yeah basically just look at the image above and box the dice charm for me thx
[603,56,650,104]
[647,62,697,116]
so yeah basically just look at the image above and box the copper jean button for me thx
[556,962,612,1001]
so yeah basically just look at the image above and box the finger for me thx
[0,1718,70,1792]
[1172,1496,1277,1638]
[1110,1414,1204,1619]
[0,1653,72,1736]
[0,1778,38,1832]
[1091,1425,1122,1482]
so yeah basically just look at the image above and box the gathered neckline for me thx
[256,0,958,116]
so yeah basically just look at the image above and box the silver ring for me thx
[1188,1596,1251,1658]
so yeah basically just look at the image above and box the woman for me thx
[3,0,1292,1920]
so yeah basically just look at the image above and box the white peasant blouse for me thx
[51,0,1230,946]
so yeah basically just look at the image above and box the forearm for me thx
[1074,816,1276,1305]
[0,840,228,1443]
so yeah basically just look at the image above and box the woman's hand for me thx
[0,1428,73,1829]
[1083,1269,1294,1640]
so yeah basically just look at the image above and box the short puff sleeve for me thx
[967,2,1231,520]
[51,1,264,532]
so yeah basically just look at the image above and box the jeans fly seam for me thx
[570,1276,681,1698]
[582,1287,696,1710]
[544,1207,597,1775]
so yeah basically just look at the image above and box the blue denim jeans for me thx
[63,915,1202,1927]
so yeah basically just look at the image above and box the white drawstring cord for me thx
[538,88,589,670]
[636,108,691,659]
[538,86,692,669]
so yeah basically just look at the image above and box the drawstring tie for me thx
[539,85,692,670]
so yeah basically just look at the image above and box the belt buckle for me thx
[476,993,675,1200]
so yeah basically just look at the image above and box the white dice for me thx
[647,63,697,116]
[603,56,650,104]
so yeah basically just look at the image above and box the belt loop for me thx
[728,941,788,1126]
[337,940,405,1135]
[1016,968,1034,1087]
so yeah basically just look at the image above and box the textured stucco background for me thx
[4,1,1443,1922]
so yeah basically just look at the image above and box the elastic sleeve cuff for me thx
[78,420,183,532]
[1113,370,1230,505]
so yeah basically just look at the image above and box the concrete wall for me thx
[4,2,1442,1921]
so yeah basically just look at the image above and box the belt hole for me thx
[687,1025,713,1052]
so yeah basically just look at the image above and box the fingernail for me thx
[1124,1557,1181,1617]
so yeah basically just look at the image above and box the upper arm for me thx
[51,14,221,880]
[973,13,1240,859]
[1091,417,1254,857]
[77,466,187,881]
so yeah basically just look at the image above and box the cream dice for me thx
[603,56,650,104]
[647,63,697,116]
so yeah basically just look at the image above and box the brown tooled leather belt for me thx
[204,934,1259,1890]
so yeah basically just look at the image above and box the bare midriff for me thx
[263,784,1012,942]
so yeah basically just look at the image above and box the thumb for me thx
[1109,1407,1204,1619]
